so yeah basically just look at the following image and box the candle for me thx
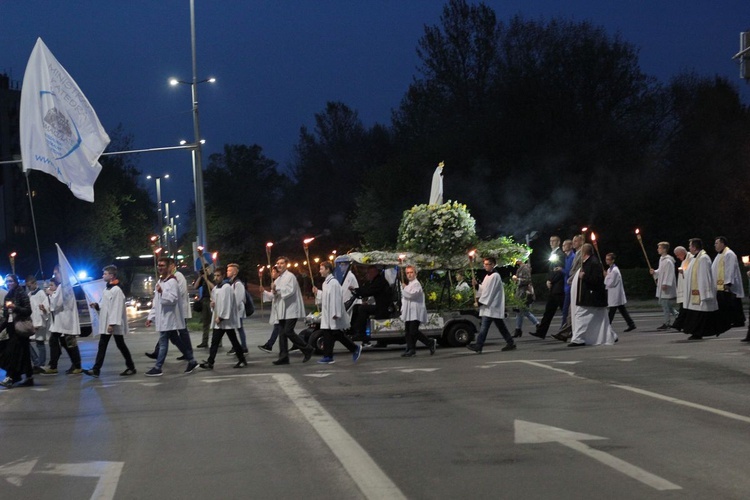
[635,229,653,270]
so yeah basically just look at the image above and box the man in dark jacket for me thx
[348,266,392,346]
[530,239,570,339]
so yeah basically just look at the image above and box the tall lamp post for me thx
[146,174,169,248]
[169,0,215,250]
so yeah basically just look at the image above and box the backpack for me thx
[244,288,255,316]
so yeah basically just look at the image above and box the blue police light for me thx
[77,270,88,281]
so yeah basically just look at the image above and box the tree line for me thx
[13,0,750,282]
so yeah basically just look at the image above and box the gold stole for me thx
[690,251,705,305]
[716,248,727,291]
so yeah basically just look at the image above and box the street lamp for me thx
[146,174,169,248]
[168,0,216,250]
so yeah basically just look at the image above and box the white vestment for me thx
[96,284,128,335]
[711,247,745,298]
[400,279,428,323]
[605,264,627,307]
[683,251,718,312]
[477,272,505,319]
[570,269,617,346]
[147,276,185,331]
[315,274,350,330]
[653,254,677,299]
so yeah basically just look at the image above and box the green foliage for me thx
[397,201,477,258]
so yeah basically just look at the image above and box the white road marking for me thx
[495,360,750,425]
[610,384,750,424]
[515,420,681,491]
[37,460,124,500]
[0,458,38,486]
[399,368,439,373]
[273,373,406,500]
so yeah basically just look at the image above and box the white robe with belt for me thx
[684,251,718,312]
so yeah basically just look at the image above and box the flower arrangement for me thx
[397,201,478,259]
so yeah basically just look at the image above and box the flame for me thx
[581,227,588,232]
[303,237,315,245]
[591,232,597,242]
[468,249,476,258]
[398,254,406,261]
[266,242,274,248]
[635,229,640,235]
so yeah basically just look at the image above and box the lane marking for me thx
[610,384,750,424]
[515,420,681,491]
[273,373,406,500]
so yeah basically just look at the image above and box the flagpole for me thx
[24,171,45,279]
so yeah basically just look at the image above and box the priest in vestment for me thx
[681,238,729,340]
[711,236,745,328]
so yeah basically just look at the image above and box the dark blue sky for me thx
[2,1,749,221]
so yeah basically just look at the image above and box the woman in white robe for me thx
[569,244,617,347]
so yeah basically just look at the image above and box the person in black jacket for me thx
[530,239,571,339]
[568,244,618,347]
[0,274,34,387]
[348,266,392,346]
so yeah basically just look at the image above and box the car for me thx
[126,296,153,310]
[304,254,480,353]
[73,285,93,337]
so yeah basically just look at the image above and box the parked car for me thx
[73,285,93,337]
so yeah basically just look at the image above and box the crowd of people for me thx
[0,233,747,388]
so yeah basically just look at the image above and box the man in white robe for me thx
[712,236,745,328]
[199,267,247,369]
[466,257,516,353]
[145,257,198,376]
[681,238,728,340]
[604,253,636,332]
[313,261,361,364]
[41,265,82,375]
[271,256,314,365]
[650,242,678,330]
[83,265,136,377]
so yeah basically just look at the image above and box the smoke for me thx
[496,186,576,238]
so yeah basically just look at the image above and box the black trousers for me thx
[405,320,430,351]
[608,305,635,328]
[322,329,358,358]
[49,331,81,369]
[93,334,135,371]
[350,304,377,339]
[277,319,309,360]
[536,293,565,336]
[208,328,246,364]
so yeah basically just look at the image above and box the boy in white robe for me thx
[83,265,136,377]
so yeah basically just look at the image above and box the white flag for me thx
[20,38,110,202]
[54,243,81,335]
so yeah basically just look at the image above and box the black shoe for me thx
[17,377,34,387]
[258,344,273,353]
[227,349,236,355]
[656,324,669,331]
[120,368,137,376]
[176,355,187,361]
[184,361,199,373]
[428,338,437,355]
[741,337,750,343]
[551,333,568,342]
[401,349,416,357]
[273,358,290,365]
[624,325,637,332]
[567,342,585,347]
[529,330,546,339]
[303,348,314,363]
[199,362,214,370]
[513,329,523,338]
[501,343,517,352]
[687,335,703,341]
[196,343,209,349]
[233,361,248,369]
[466,344,482,354]
[145,352,157,360]
[82,368,100,378]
